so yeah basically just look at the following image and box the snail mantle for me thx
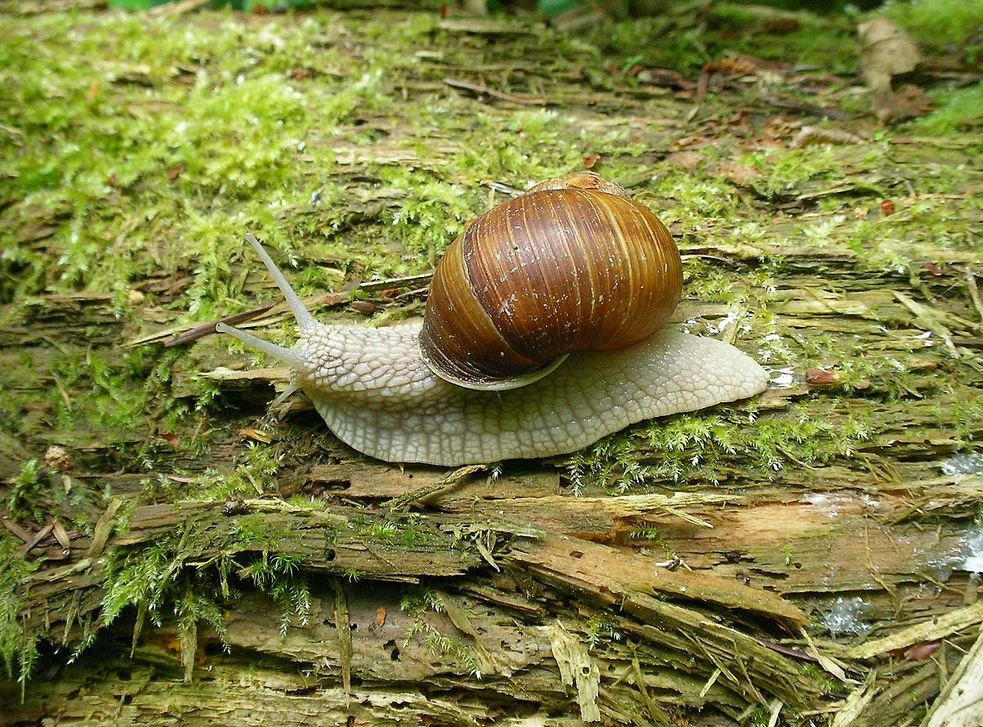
[216,173,769,466]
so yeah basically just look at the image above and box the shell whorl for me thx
[419,176,682,390]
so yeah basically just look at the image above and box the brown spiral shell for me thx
[419,172,682,390]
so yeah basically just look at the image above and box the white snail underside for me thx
[217,235,770,467]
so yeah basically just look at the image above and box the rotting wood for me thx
[922,628,983,727]
[4,497,835,721]
[2,4,981,725]
[849,601,983,660]
[507,532,807,626]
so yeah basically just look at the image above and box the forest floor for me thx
[1,1,981,725]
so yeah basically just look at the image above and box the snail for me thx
[215,172,768,466]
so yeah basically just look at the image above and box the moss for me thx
[49,351,149,432]
[0,534,40,690]
[347,511,435,550]
[101,540,176,629]
[99,510,311,655]
[708,4,858,74]
[238,551,311,633]
[231,513,289,547]
[8,459,43,524]
[595,19,709,71]
[681,258,750,304]
[881,0,983,59]
[400,588,481,677]
[0,9,423,309]
[174,585,228,654]
[589,3,858,75]
[655,169,745,222]
[343,567,362,582]
[566,402,876,491]
[910,84,983,137]
[938,395,983,451]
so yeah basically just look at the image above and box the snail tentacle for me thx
[244,232,317,334]
[215,321,307,371]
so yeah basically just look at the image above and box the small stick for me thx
[762,96,851,120]
[21,522,54,555]
[443,77,545,106]
[165,304,275,347]
[965,268,983,324]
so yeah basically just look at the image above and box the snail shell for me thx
[419,172,682,390]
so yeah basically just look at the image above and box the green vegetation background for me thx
[1,0,981,694]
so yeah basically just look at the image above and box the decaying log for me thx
[2,4,982,725]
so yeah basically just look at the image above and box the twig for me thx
[922,627,983,727]
[686,70,709,121]
[358,272,433,293]
[331,579,353,694]
[2,518,33,543]
[385,464,486,511]
[966,268,983,324]
[443,77,545,106]
[164,303,275,348]
[21,522,54,555]
[485,181,522,196]
[395,286,430,302]
[762,96,851,120]
[849,601,983,660]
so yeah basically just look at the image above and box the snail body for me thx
[216,174,768,466]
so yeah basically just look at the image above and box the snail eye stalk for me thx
[213,232,315,372]
[244,232,317,334]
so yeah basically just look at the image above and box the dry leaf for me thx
[718,160,761,186]
[51,519,71,551]
[709,56,758,77]
[159,432,180,447]
[2,518,33,543]
[665,150,702,172]
[350,300,381,315]
[806,368,838,387]
[238,428,272,444]
[905,640,941,661]
[880,84,932,122]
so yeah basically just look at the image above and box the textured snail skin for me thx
[286,322,769,466]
